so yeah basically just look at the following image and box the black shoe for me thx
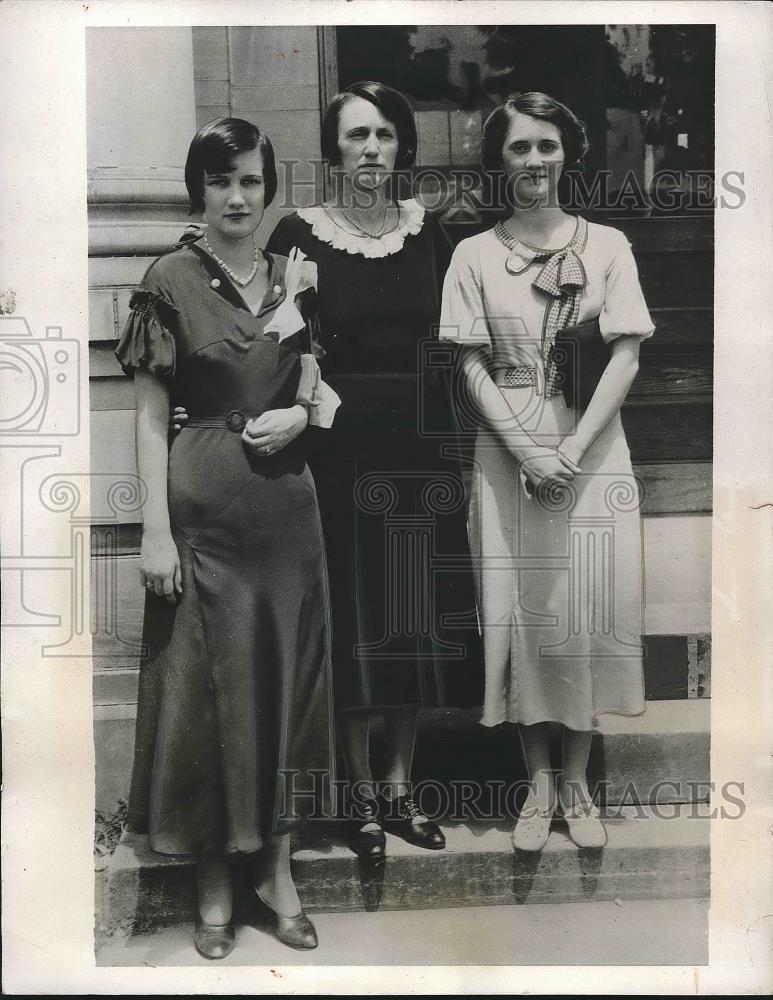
[254,889,318,950]
[193,918,235,960]
[347,798,387,864]
[378,793,446,850]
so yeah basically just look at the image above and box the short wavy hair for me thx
[185,117,278,214]
[482,92,589,174]
[321,81,418,170]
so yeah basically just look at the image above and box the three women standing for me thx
[119,82,653,962]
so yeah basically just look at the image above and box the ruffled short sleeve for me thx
[115,287,177,379]
[598,233,655,344]
[438,240,494,350]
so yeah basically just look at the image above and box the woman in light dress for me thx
[440,93,654,851]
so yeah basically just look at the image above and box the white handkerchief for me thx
[264,247,318,343]
[295,352,341,429]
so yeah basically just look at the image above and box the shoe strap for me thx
[520,790,556,819]
[563,799,600,820]
[351,797,380,823]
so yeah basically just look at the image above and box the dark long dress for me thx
[116,240,335,857]
[267,202,482,711]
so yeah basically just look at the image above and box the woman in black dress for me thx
[117,119,335,959]
[266,82,481,860]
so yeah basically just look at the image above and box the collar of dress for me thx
[297,199,426,259]
[495,216,589,297]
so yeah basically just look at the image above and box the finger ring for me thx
[265,445,272,454]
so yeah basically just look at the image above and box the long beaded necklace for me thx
[203,234,260,286]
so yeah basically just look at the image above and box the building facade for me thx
[88,25,713,814]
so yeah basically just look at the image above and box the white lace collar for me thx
[296,199,425,258]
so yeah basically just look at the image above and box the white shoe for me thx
[511,791,556,852]
[560,797,607,849]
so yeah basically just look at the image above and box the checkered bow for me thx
[530,222,588,398]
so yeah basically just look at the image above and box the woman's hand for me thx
[170,406,189,434]
[521,447,578,490]
[140,529,182,604]
[242,405,309,457]
[556,437,584,470]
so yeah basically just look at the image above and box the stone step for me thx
[104,804,709,939]
[376,698,710,808]
[95,698,710,817]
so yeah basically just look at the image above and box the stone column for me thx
[86,27,197,256]
[86,29,197,714]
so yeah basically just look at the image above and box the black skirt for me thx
[306,374,483,712]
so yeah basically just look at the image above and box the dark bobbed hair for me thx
[185,117,277,214]
[482,92,589,174]
[321,81,418,170]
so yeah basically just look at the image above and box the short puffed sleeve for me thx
[438,239,494,350]
[598,232,655,344]
[115,285,177,379]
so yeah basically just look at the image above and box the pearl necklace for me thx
[331,203,393,240]
[203,234,260,287]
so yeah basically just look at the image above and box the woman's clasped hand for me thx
[519,445,581,490]
[241,404,309,456]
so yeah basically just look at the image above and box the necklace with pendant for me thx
[203,234,260,286]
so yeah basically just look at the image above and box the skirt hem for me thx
[479,704,648,731]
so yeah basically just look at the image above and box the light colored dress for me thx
[439,218,654,731]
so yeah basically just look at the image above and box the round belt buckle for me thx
[226,409,246,432]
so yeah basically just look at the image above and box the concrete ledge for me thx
[104,805,709,939]
[409,699,710,808]
[95,699,711,815]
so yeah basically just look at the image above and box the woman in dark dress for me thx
[116,119,336,959]
[266,82,481,860]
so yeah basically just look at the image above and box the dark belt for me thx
[186,410,250,432]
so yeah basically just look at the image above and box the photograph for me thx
[89,17,714,968]
[1,1,771,994]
